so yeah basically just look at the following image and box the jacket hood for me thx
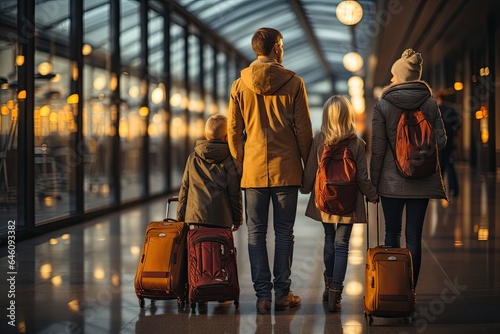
[240,59,295,95]
[381,81,433,110]
[194,139,230,164]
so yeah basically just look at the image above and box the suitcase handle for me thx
[167,196,179,204]
[165,196,179,220]
[366,202,380,250]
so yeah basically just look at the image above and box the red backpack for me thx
[315,138,357,216]
[394,109,438,178]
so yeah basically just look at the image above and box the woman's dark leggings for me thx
[381,196,429,288]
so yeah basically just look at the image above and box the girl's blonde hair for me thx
[320,95,356,145]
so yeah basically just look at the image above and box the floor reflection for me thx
[0,163,499,333]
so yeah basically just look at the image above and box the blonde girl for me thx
[301,95,378,312]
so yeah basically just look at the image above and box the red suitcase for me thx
[363,203,416,325]
[187,227,240,310]
[134,197,188,309]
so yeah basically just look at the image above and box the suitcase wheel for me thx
[364,313,373,326]
[234,300,239,309]
[177,299,185,310]
[138,297,145,309]
[405,315,414,325]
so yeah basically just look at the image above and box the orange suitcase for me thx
[134,197,188,309]
[363,204,415,325]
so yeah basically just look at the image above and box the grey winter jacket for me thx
[370,81,447,199]
[177,140,243,228]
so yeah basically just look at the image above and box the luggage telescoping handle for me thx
[165,196,179,221]
[366,201,380,250]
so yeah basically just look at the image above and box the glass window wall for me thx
[170,23,186,190]
[203,44,215,118]
[83,1,112,210]
[0,0,247,239]
[120,0,143,202]
[0,39,17,229]
[188,33,204,152]
[34,1,74,223]
[217,52,228,115]
[148,11,167,195]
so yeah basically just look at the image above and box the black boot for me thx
[328,287,343,312]
[323,273,333,302]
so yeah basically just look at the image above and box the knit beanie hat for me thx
[391,49,423,82]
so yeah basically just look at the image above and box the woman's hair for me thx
[251,28,282,57]
[320,95,356,145]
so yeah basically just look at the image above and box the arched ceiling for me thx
[175,0,378,105]
[174,0,500,106]
[2,0,498,108]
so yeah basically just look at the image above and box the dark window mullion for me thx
[163,4,171,193]
[110,0,121,204]
[140,0,149,198]
[183,24,190,162]
[17,0,36,229]
[70,0,84,214]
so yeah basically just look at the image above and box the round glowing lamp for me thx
[343,52,364,72]
[151,87,164,104]
[38,62,53,76]
[82,44,93,56]
[348,76,364,89]
[351,96,365,114]
[336,0,363,26]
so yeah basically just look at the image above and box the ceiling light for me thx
[82,44,93,56]
[38,62,53,76]
[343,52,364,72]
[348,76,364,89]
[67,94,79,104]
[93,76,106,91]
[351,96,365,114]
[336,0,363,26]
[151,87,164,104]
[454,82,463,91]
[16,55,24,66]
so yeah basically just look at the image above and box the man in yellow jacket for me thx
[227,27,313,314]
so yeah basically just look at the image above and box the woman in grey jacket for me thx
[370,49,447,289]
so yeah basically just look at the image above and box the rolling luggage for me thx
[134,196,188,309]
[187,226,240,310]
[363,203,415,325]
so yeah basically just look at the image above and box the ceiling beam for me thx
[287,0,335,84]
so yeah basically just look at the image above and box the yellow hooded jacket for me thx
[228,59,313,188]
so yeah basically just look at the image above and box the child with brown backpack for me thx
[301,95,378,312]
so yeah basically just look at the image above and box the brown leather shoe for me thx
[275,292,301,310]
[256,299,271,314]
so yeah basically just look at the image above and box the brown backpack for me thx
[315,138,357,215]
[394,109,438,178]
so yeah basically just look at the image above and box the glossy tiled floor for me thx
[1,163,499,334]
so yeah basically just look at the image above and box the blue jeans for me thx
[381,196,429,288]
[244,187,298,300]
[322,223,353,290]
